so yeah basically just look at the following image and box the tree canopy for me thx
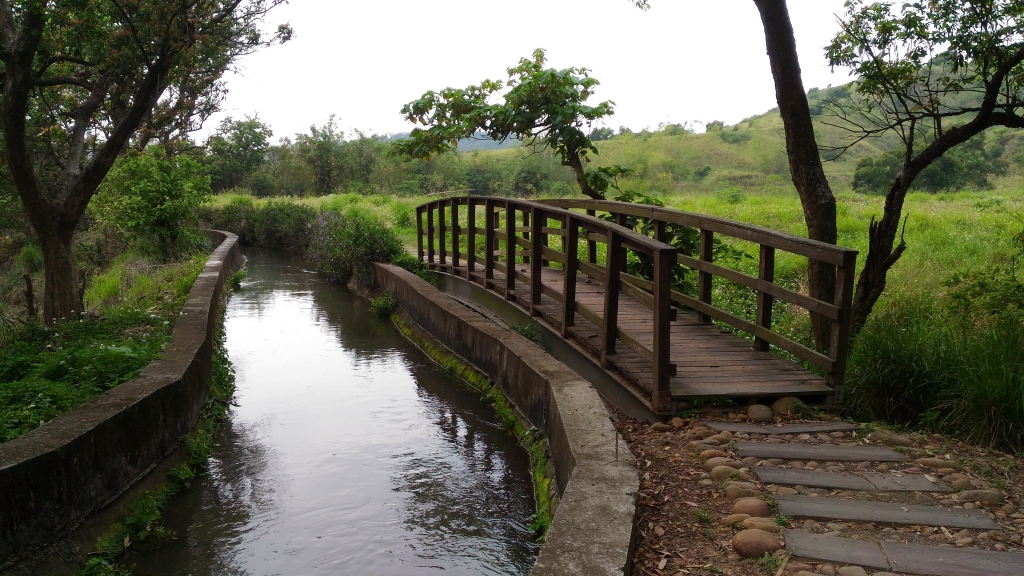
[393,48,615,199]
[0,0,289,322]
[206,116,274,191]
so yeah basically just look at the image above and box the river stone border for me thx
[374,264,639,576]
[0,231,243,568]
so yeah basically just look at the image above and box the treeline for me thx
[200,116,723,199]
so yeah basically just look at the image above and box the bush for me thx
[89,148,211,259]
[847,264,1024,451]
[199,195,316,251]
[369,292,397,317]
[306,210,404,284]
[16,244,43,274]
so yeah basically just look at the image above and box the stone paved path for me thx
[690,417,1024,576]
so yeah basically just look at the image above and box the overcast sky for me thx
[207,0,853,140]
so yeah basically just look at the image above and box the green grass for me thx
[0,252,206,443]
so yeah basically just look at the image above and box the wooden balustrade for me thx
[416,197,678,411]
[535,198,858,401]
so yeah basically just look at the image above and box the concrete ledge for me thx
[374,264,639,576]
[0,231,243,567]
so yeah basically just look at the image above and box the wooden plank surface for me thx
[443,262,834,403]
[864,472,951,492]
[881,541,1024,576]
[783,530,890,569]
[774,495,1000,530]
[754,467,876,491]
[736,442,909,462]
[704,422,857,434]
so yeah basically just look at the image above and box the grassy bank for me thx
[0,251,208,443]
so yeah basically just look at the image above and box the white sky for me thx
[207,0,854,140]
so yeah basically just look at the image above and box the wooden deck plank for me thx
[881,541,1024,576]
[440,263,834,403]
[783,530,890,569]
[774,495,999,530]
[704,422,857,434]
[736,442,908,462]
[754,468,877,491]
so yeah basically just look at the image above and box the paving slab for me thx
[881,541,1024,576]
[864,472,950,492]
[735,441,909,461]
[783,530,890,569]
[775,495,1000,530]
[755,467,876,491]
[704,421,858,435]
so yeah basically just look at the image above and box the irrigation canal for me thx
[126,248,538,575]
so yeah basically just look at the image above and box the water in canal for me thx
[127,249,538,575]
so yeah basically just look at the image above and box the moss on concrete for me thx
[390,310,554,538]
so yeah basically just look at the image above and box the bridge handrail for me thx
[417,196,679,412]
[415,196,857,412]
[535,198,858,402]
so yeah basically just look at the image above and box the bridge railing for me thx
[536,198,858,399]
[416,196,678,411]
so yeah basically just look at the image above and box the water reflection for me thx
[127,249,537,576]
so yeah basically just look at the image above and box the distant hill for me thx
[381,131,521,152]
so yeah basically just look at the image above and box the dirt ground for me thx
[609,407,1024,576]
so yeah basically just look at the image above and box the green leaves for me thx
[89,147,211,257]
[392,48,615,198]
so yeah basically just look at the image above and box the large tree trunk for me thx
[753,0,838,351]
[38,224,82,322]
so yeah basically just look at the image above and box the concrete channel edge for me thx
[0,230,243,568]
[374,264,640,576]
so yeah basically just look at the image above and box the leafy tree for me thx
[89,148,211,257]
[296,116,345,195]
[393,48,615,199]
[206,116,273,191]
[0,0,289,322]
[853,135,1006,194]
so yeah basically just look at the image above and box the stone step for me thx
[755,467,950,492]
[775,494,1001,530]
[735,441,909,462]
[784,529,1024,576]
[703,421,858,435]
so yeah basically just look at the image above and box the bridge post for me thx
[530,208,543,315]
[416,206,424,264]
[697,229,713,322]
[652,246,675,413]
[438,201,447,267]
[755,245,776,351]
[829,251,857,406]
[601,231,623,367]
[505,202,515,298]
[586,209,597,263]
[484,200,495,284]
[561,217,579,338]
[426,203,435,266]
[450,198,459,272]
[467,198,477,281]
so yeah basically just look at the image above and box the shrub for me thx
[306,210,404,284]
[847,263,1024,451]
[89,148,211,259]
[16,244,43,274]
[369,292,397,317]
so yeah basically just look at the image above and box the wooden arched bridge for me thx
[415,197,857,416]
